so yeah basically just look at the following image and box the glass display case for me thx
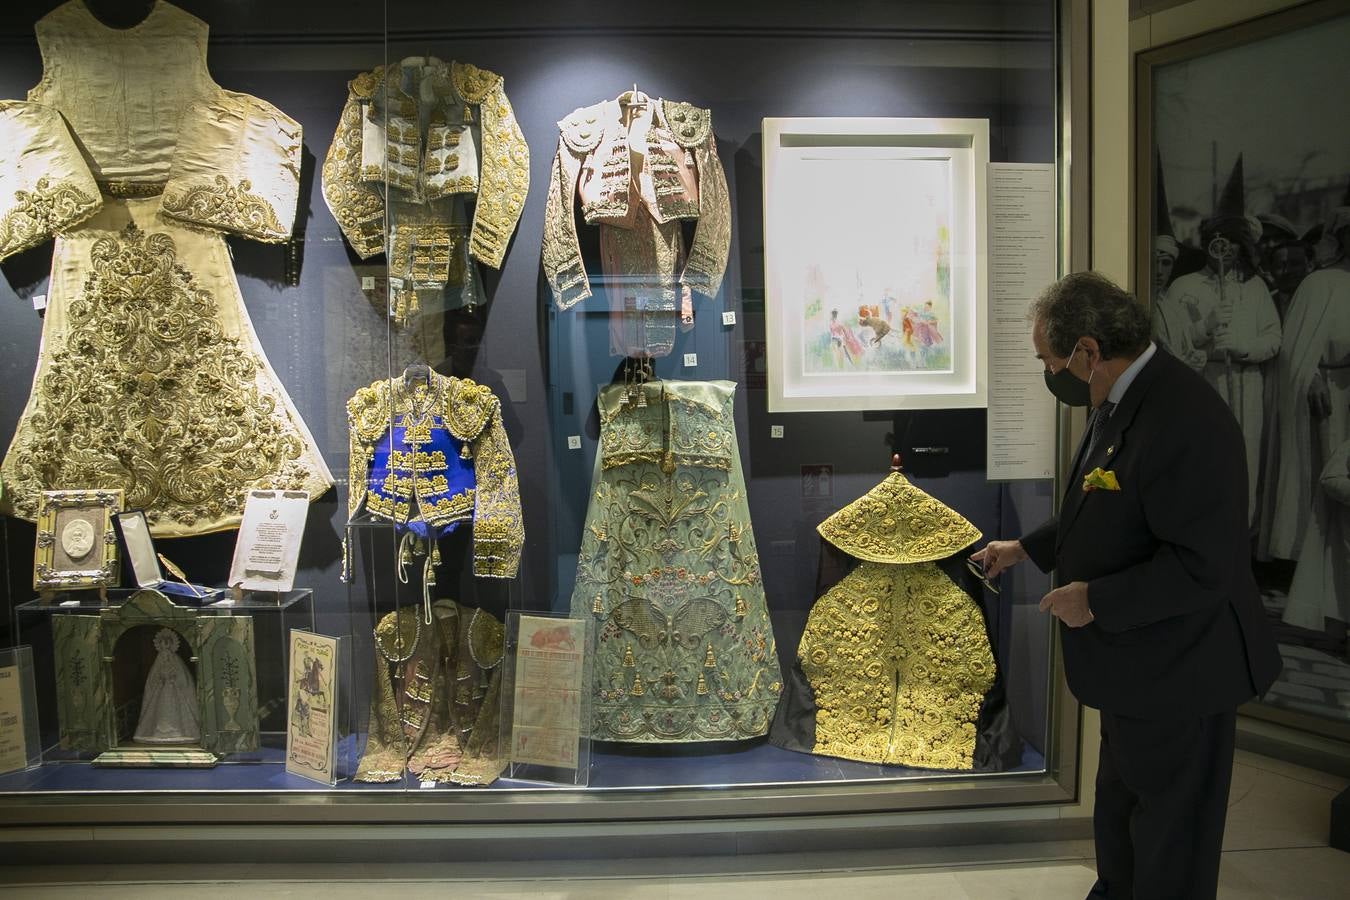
[0,0,1089,840]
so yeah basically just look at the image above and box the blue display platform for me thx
[0,736,1045,793]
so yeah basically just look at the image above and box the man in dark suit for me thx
[973,272,1282,899]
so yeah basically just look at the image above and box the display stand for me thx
[0,646,41,775]
[499,610,592,788]
[14,588,316,765]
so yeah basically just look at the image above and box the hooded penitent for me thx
[770,471,1022,771]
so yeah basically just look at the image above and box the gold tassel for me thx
[592,594,604,615]
[735,595,747,618]
[631,672,645,696]
[696,672,708,696]
[460,442,473,459]
[622,644,635,668]
[704,643,716,668]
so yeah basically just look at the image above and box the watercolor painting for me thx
[795,157,954,377]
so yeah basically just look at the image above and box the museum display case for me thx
[0,0,1091,841]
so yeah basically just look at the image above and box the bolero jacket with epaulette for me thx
[344,372,523,580]
[321,58,529,270]
[542,95,731,309]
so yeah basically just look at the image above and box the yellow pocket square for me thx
[1082,467,1121,493]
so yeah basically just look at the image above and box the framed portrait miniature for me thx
[763,116,989,412]
[33,489,123,592]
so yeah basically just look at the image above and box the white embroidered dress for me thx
[0,1,332,537]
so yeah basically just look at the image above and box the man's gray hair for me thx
[1030,271,1152,360]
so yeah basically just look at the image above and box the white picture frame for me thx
[763,116,989,412]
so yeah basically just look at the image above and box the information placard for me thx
[986,162,1058,481]
[0,647,40,775]
[509,615,587,770]
[285,630,340,785]
[228,490,309,592]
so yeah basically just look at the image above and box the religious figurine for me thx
[133,628,201,745]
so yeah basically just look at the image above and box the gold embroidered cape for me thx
[0,1,332,537]
[356,599,506,786]
[345,372,523,579]
[322,58,528,315]
[568,380,782,742]
[773,472,1000,770]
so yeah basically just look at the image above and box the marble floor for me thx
[1,749,1347,899]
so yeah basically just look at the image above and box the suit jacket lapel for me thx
[1055,348,1167,552]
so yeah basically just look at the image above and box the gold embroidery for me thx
[161,175,288,243]
[388,449,448,470]
[0,176,100,259]
[344,373,522,580]
[357,600,505,785]
[800,561,995,770]
[453,61,529,269]
[1,223,320,530]
[599,383,734,471]
[571,381,780,742]
[817,471,982,564]
[321,93,385,258]
[98,181,166,199]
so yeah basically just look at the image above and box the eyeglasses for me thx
[965,558,1001,595]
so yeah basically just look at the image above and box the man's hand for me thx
[1039,581,1094,628]
[970,540,1027,579]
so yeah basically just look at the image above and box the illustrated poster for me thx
[285,630,338,784]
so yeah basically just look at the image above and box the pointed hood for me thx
[1155,152,1179,258]
[1203,154,1260,245]
[817,471,981,564]
[1155,152,1176,239]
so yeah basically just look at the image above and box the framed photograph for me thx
[33,489,123,592]
[1135,0,1350,739]
[763,116,989,413]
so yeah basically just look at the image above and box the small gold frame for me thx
[34,489,123,592]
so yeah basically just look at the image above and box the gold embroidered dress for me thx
[569,380,781,742]
[771,472,1008,771]
[322,58,528,325]
[543,93,731,358]
[0,1,332,537]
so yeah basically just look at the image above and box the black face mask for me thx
[1043,346,1092,407]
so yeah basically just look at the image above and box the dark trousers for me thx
[1087,708,1237,900]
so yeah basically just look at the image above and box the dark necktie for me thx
[1083,400,1117,471]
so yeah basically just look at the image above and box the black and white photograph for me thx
[1146,9,1350,728]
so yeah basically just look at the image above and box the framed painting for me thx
[763,117,988,412]
[1135,0,1350,739]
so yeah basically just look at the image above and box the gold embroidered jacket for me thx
[321,59,529,271]
[356,600,506,786]
[0,1,332,537]
[542,94,732,311]
[346,372,522,579]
